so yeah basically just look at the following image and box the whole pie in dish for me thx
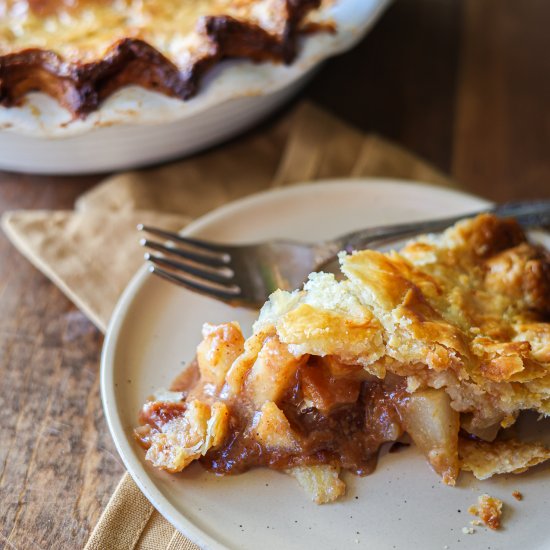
[135,214,550,503]
[0,0,324,116]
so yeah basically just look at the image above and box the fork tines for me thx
[138,225,241,301]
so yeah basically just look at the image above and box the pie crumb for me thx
[462,526,475,534]
[468,494,503,530]
[512,490,523,501]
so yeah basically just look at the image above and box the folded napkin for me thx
[1,102,457,549]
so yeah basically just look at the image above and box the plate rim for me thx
[100,178,493,549]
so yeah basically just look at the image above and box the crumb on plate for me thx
[468,494,503,530]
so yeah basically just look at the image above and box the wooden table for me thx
[1,1,549,548]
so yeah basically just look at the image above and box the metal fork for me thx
[139,200,550,308]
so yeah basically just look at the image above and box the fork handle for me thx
[336,199,550,252]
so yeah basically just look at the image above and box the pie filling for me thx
[135,214,550,503]
[0,0,324,116]
[138,358,407,478]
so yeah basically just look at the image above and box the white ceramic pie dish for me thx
[0,0,390,174]
[101,179,550,550]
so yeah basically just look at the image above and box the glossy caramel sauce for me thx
[139,400,187,429]
[170,360,200,394]
[138,356,407,478]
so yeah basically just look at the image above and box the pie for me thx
[135,214,550,503]
[0,0,324,116]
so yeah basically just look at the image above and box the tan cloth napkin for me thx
[1,102,456,549]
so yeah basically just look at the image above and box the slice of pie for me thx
[135,214,550,503]
[0,0,323,116]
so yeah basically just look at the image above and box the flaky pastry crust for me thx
[0,0,322,116]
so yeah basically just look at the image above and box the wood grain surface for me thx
[1,1,549,549]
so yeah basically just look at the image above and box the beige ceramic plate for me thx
[101,179,550,550]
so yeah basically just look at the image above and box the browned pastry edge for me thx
[0,0,321,117]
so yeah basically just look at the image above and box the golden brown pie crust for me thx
[0,0,321,116]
